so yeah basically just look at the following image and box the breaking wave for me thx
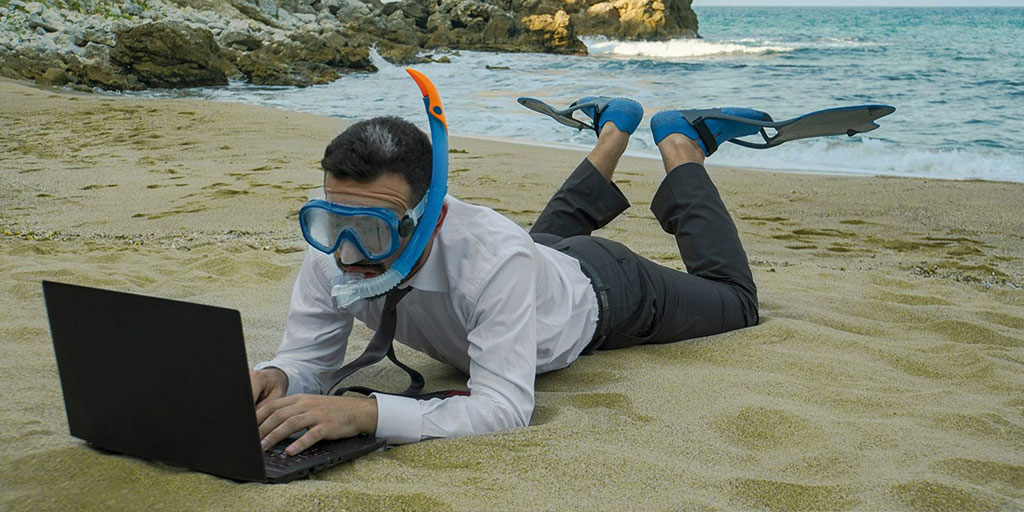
[707,137,1024,183]
[583,37,795,59]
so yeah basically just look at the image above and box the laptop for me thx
[41,280,385,483]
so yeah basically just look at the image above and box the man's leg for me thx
[530,109,758,349]
[618,133,758,345]
[561,134,759,349]
[530,126,632,239]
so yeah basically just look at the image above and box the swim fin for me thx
[517,96,611,133]
[520,97,895,152]
[678,104,896,153]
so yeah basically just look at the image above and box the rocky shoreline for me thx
[0,0,697,90]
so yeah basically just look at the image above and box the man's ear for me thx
[432,202,448,236]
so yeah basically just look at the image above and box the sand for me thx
[1,78,1022,511]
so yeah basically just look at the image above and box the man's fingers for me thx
[256,394,299,425]
[258,401,308,440]
[285,426,325,456]
[262,414,314,452]
[251,369,287,405]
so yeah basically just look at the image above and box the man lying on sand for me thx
[249,98,760,455]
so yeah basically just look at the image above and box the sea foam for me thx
[705,137,1024,183]
[583,37,793,59]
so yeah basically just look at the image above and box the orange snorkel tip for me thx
[406,68,448,133]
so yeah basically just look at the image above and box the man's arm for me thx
[252,247,355,398]
[252,248,384,454]
[374,250,539,444]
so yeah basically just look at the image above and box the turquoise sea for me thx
[127,7,1024,183]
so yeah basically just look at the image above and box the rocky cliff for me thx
[0,0,698,90]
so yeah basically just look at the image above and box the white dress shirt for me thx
[255,196,599,444]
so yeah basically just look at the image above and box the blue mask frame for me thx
[298,196,427,261]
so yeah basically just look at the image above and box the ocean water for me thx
[123,7,1024,183]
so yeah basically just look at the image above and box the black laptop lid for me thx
[42,281,266,482]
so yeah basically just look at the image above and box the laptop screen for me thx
[43,281,266,481]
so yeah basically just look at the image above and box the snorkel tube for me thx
[331,69,449,307]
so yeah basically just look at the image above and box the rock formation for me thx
[0,0,699,90]
[112,21,233,88]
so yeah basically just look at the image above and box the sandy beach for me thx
[1,78,1022,510]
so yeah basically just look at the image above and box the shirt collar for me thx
[402,230,448,293]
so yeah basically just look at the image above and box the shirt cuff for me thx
[371,392,423,445]
[253,361,305,397]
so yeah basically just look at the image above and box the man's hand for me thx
[256,394,378,456]
[250,368,288,407]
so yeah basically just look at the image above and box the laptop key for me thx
[263,444,331,470]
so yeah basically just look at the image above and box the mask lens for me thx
[301,206,395,258]
[345,216,394,257]
[301,207,343,251]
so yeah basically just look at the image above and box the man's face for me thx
[323,172,414,278]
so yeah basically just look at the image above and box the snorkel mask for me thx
[300,69,448,308]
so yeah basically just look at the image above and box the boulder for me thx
[572,0,698,39]
[0,46,59,82]
[37,66,68,86]
[112,21,232,88]
[228,0,281,26]
[418,0,584,54]
[375,41,431,65]
[64,54,145,90]
[220,27,264,50]
[233,31,375,87]
[520,9,586,53]
[280,0,318,15]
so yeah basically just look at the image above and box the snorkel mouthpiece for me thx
[331,69,449,307]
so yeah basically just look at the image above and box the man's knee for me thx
[529,232,563,247]
[738,285,759,328]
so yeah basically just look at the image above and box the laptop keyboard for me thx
[263,443,331,470]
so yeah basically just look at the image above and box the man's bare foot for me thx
[656,133,706,173]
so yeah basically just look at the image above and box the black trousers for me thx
[530,159,759,351]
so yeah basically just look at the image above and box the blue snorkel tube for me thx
[331,69,449,308]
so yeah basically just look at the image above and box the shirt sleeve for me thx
[254,248,354,396]
[373,250,538,444]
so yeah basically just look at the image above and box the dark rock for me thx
[234,31,375,87]
[37,66,68,86]
[221,28,263,51]
[65,54,145,90]
[112,22,232,88]
[376,41,430,65]
[418,0,584,54]
[0,46,58,82]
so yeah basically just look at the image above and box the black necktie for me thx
[330,287,425,396]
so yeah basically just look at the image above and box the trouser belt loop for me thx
[576,257,611,354]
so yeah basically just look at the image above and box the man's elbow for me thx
[474,393,533,433]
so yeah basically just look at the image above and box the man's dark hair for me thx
[321,116,432,203]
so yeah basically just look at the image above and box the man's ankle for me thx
[587,124,630,180]
[657,133,705,173]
